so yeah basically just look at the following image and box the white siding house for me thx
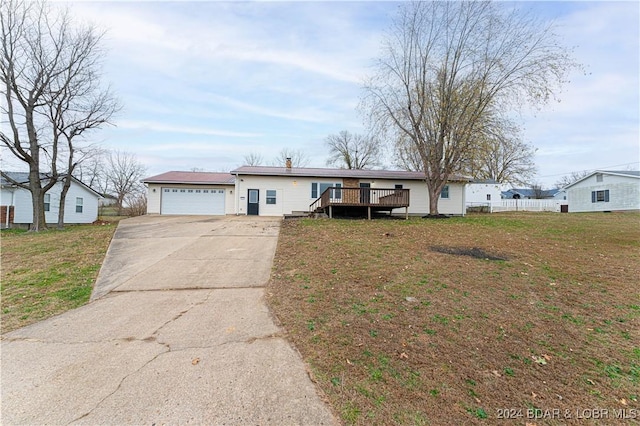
[465,179,503,209]
[565,170,640,213]
[1,172,101,228]
[144,171,235,216]
[231,166,468,217]
[143,167,470,217]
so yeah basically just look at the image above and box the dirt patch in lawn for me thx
[267,213,640,425]
[429,245,509,261]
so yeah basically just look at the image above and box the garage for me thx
[161,187,225,215]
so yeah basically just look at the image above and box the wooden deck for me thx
[309,187,410,219]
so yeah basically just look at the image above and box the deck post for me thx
[329,205,332,219]
[367,206,371,220]
[405,206,408,220]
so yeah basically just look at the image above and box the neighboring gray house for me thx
[1,172,101,228]
[565,170,640,213]
[501,188,562,199]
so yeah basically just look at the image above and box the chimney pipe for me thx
[286,157,292,169]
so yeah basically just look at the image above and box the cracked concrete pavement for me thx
[1,215,338,425]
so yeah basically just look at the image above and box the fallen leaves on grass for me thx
[268,213,640,425]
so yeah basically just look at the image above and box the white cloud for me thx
[117,120,262,138]
[59,1,637,182]
[520,1,639,186]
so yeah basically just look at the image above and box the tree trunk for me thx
[28,169,47,232]
[427,184,440,216]
[57,176,72,229]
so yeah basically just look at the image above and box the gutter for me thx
[5,187,15,228]
[233,172,240,215]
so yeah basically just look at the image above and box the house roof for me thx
[469,178,498,184]
[564,170,640,189]
[1,171,39,186]
[142,171,236,185]
[1,171,102,197]
[502,188,561,198]
[230,166,471,182]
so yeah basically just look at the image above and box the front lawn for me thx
[1,223,117,333]
[268,213,640,425]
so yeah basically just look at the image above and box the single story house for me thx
[565,170,640,213]
[143,166,471,217]
[144,171,236,215]
[465,179,503,207]
[1,172,101,228]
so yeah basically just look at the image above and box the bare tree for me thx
[271,148,310,167]
[243,152,264,166]
[362,1,576,215]
[46,60,119,229]
[555,170,591,188]
[105,150,146,215]
[393,134,422,172]
[74,148,109,193]
[531,183,546,199]
[0,0,117,230]
[459,117,537,185]
[325,130,381,169]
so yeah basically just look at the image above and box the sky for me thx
[7,1,639,188]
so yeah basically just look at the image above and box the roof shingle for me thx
[142,171,236,185]
[230,166,471,182]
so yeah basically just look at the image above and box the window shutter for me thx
[604,190,610,202]
[591,191,596,203]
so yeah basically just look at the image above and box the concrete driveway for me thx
[1,215,337,425]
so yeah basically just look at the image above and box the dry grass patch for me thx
[268,213,640,425]
[1,223,117,332]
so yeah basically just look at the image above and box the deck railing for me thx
[309,187,410,214]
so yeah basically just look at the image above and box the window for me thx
[592,190,610,203]
[188,189,193,193]
[332,183,342,199]
[44,194,51,212]
[266,190,277,204]
[164,189,169,193]
[395,184,403,189]
[203,190,209,193]
[596,174,603,182]
[180,189,185,193]
[311,182,342,199]
[195,189,201,193]
[486,194,491,201]
[75,197,83,213]
[172,189,178,192]
[441,185,450,199]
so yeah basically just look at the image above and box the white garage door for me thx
[161,187,225,215]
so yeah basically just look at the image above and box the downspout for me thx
[233,172,240,215]
[461,180,467,217]
[6,187,15,228]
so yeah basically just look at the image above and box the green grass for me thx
[268,212,640,425]
[1,223,117,332]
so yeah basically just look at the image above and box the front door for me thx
[360,183,371,204]
[247,189,259,215]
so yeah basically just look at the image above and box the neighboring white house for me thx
[565,170,640,213]
[143,166,470,217]
[1,172,101,228]
[465,179,503,209]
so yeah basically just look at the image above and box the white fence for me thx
[467,199,567,213]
